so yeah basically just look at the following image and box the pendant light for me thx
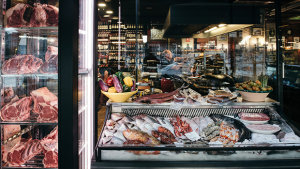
[98,0,106,7]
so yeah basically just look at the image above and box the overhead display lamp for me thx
[103,15,110,17]
[204,26,217,33]
[218,24,227,27]
[106,10,113,14]
[112,16,118,20]
[98,2,106,7]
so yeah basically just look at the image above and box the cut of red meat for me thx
[239,112,270,121]
[5,3,58,28]
[42,5,59,26]
[2,55,43,74]
[39,54,58,74]
[29,3,47,27]
[0,96,32,122]
[30,87,58,113]
[1,125,21,162]
[43,151,58,168]
[41,127,58,168]
[1,87,15,106]
[36,103,58,122]
[5,3,31,27]
[44,46,58,62]
[41,126,58,152]
[6,139,42,166]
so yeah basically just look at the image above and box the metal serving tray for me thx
[95,103,300,162]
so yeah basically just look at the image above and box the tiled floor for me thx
[97,106,106,139]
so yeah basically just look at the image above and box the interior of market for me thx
[93,0,300,166]
[97,0,300,120]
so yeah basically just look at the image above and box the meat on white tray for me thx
[246,124,281,134]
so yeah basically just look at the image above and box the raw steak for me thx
[247,124,281,131]
[41,126,58,152]
[5,3,32,27]
[1,125,21,162]
[29,3,47,27]
[42,5,59,26]
[43,151,58,168]
[0,96,32,122]
[41,127,58,168]
[6,139,43,166]
[44,46,58,62]
[39,54,58,74]
[1,87,15,106]
[5,3,58,28]
[36,103,58,122]
[30,87,58,114]
[239,112,270,121]
[2,55,43,74]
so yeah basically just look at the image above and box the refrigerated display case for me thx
[78,0,95,168]
[0,1,59,168]
[0,0,95,169]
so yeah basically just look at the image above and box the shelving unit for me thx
[0,3,59,168]
[97,22,145,74]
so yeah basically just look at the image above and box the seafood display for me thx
[99,108,300,156]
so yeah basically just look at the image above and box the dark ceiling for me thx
[98,0,300,26]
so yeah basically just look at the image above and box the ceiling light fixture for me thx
[218,24,227,27]
[106,10,113,14]
[204,26,217,33]
[98,2,106,7]
[112,16,118,20]
[103,15,110,17]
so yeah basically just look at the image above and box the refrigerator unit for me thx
[0,0,95,168]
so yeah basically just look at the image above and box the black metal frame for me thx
[58,0,79,169]
[92,159,300,169]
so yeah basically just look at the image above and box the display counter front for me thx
[92,102,300,168]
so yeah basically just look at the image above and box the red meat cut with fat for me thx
[1,125,21,162]
[40,46,58,74]
[41,126,58,152]
[5,3,58,27]
[29,3,47,27]
[2,55,43,74]
[43,151,58,168]
[0,96,32,122]
[6,139,43,166]
[36,103,58,122]
[1,87,15,106]
[44,46,58,62]
[30,87,58,122]
[41,126,58,168]
[42,5,59,26]
[5,3,32,27]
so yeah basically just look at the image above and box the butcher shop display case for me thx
[0,0,96,168]
[0,1,59,168]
